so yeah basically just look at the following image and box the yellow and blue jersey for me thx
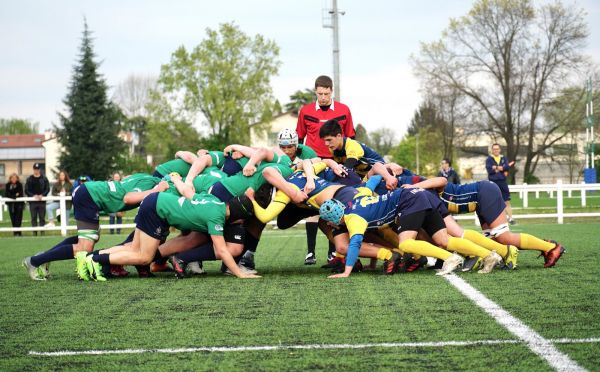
[439,182,480,214]
[332,138,385,177]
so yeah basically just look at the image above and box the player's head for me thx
[319,198,345,226]
[441,158,451,170]
[228,195,254,222]
[277,128,298,159]
[319,119,344,152]
[314,75,333,106]
[491,143,502,156]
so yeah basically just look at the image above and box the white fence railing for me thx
[1,180,599,236]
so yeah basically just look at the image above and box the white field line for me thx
[28,338,600,357]
[444,274,587,372]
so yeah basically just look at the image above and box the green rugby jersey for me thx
[220,155,293,196]
[155,159,192,177]
[163,167,228,196]
[155,192,226,235]
[296,144,318,160]
[86,173,160,213]
[209,151,249,169]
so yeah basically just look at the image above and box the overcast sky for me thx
[1,0,598,139]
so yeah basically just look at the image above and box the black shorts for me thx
[135,193,170,240]
[152,170,164,178]
[276,203,318,229]
[224,223,245,244]
[396,209,446,237]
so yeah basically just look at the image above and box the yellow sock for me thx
[376,248,393,261]
[463,229,508,257]
[335,252,345,258]
[519,233,554,252]
[398,239,452,260]
[448,237,491,258]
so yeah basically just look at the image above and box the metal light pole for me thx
[584,78,596,183]
[322,0,344,101]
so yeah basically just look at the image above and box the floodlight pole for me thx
[584,77,596,184]
[323,0,344,101]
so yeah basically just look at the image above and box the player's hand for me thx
[169,172,182,182]
[304,179,316,194]
[184,179,196,193]
[197,149,208,156]
[401,183,417,189]
[328,272,350,279]
[223,145,234,155]
[231,150,243,160]
[243,164,257,176]
[157,180,170,192]
[239,273,262,279]
[244,187,255,200]
[384,176,398,190]
[333,165,348,177]
[292,189,308,203]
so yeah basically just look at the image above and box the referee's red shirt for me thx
[296,100,355,158]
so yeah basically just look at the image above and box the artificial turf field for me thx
[1,222,599,371]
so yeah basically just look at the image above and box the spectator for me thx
[5,173,25,236]
[486,143,516,225]
[25,163,50,235]
[438,158,461,184]
[45,170,73,227]
[108,172,124,234]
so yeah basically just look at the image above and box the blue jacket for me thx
[486,155,510,182]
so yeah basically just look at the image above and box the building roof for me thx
[0,134,45,148]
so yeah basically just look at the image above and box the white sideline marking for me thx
[444,274,587,372]
[29,338,600,357]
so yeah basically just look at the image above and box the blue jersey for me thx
[368,174,426,195]
[287,171,336,202]
[333,138,385,177]
[440,182,481,214]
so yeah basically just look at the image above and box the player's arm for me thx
[174,150,198,164]
[170,173,195,199]
[323,158,348,177]
[185,154,214,190]
[122,181,169,205]
[371,162,398,190]
[402,176,447,193]
[329,214,368,279]
[262,167,307,203]
[212,234,260,279]
[246,188,290,224]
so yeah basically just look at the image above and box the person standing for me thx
[5,173,25,236]
[108,172,124,234]
[25,163,50,235]
[45,170,73,227]
[486,144,515,224]
[296,75,356,263]
[437,158,460,184]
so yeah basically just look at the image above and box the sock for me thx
[245,233,260,253]
[519,233,555,252]
[328,241,336,256]
[447,237,491,258]
[376,248,392,261]
[176,242,217,264]
[30,243,75,266]
[92,253,111,265]
[398,239,452,260]
[243,250,255,259]
[153,250,167,264]
[305,222,318,254]
[463,229,508,257]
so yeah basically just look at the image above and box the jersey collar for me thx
[315,100,335,111]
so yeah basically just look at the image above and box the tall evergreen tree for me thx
[55,21,124,180]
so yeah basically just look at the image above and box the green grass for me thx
[1,223,599,370]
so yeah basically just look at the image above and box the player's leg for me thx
[304,215,319,264]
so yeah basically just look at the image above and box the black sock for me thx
[176,242,217,264]
[153,250,168,264]
[117,231,135,246]
[245,233,260,254]
[92,253,111,266]
[328,241,336,256]
[30,243,75,266]
[306,222,318,254]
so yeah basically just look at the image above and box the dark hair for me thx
[442,158,451,166]
[58,170,71,184]
[319,119,342,138]
[492,143,501,149]
[315,75,333,89]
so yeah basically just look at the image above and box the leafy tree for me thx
[145,119,202,165]
[55,21,125,180]
[153,22,280,149]
[413,0,590,182]
[354,124,370,146]
[390,127,443,176]
[368,127,396,156]
[285,88,314,115]
[0,118,39,135]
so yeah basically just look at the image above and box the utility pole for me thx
[322,0,344,101]
[584,77,596,183]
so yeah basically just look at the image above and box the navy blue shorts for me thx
[397,209,446,236]
[477,181,506,225]
[333,186,359,207]
[424,189,449,218]
[152,170,164,178]
[491,179,511,201]
[135,193,170,240]
[209,181,234,203]
[72,185,100,224]
[222,157,242,176]
[397,189,434,216]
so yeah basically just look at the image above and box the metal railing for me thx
[1,180,599,236]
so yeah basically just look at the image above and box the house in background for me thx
[0,134,46,186]
[250,111,297,148]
